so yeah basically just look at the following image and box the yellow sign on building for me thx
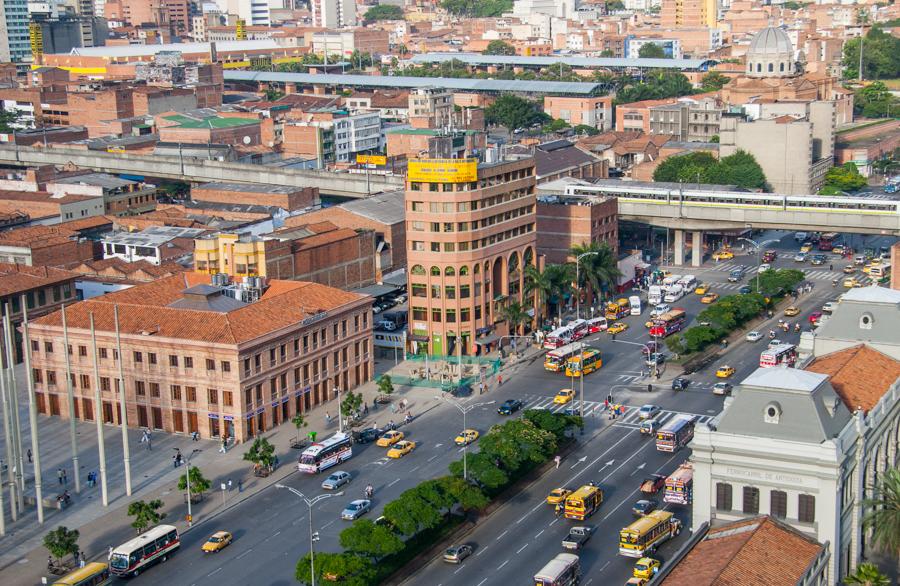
[407,159,477,183]
[29,22,43,60]
[356,154,387,166]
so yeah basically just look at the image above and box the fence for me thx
[391,354,501,389]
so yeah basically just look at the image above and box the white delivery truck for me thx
[648,286,663,305]
[629,295,642,315]
[663,285,684,303]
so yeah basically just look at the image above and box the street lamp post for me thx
[276,485,343,586]
[738,237,779,293]
[575,251,600,321]
[437,397,494,481]
[184,448,201,527]
[334,386,343,435]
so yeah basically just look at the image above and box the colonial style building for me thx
[27,273,373,442]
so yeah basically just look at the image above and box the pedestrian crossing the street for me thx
[521,394,715,427]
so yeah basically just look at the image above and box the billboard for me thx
[356,154,387,166]
[407,159,477,183]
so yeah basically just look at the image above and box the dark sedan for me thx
[498,399,523,415]
[671,377,690,391]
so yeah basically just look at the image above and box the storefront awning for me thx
[475,333,501,345]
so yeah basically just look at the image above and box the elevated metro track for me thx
[0,146,404,198]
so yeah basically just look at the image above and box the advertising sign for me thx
[407,159,477,183]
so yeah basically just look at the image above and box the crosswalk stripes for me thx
[521,394,715,426]
[708,262,869,283]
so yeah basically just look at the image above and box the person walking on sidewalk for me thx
[27,448,31,463]
[554,455,561,469]
[238,478,243,493]
[62,469,67,486]
[57,468,63,486]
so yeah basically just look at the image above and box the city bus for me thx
[569,319,590,341]
[586,316,607,333]
[760,343,797,368]
[818,232,838,251]
[605,298,631,320]
[649,309,686,338]
[564,347,602,377]
[53,562,111,586]
[298,432,353,473]
[564,484,604,521]
[109,525,179,578]
[869,262,891,281]
[618,510,682,558]
[663,462,693,505]
[655,415,696,452]
[544,325,575,349]
[544,342,584,372]
[534,552,581,586]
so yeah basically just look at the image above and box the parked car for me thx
[498,399,523,415]
[341,499,372,521]
[321,470,352,490]
[443,544,473,564]
[746,331,763,342]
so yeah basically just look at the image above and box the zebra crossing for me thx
[522,393,716,427]
[707,261,869,285]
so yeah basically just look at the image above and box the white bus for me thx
[760,344,797,368]
[663,285,684,303]
[544,325,575,349]
[569,318,589,340]
[648,285,663,305]
[629,295,642,315]
[109,524,179,577]
[677,275,696,289]
[298,432,353,473]
[869,262,891,280]
[534,553,580,586]
[544,342,584,372]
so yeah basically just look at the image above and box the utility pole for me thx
[0,307,17,521]
[3,307,24,513]
[20,297,44,524]
[89,313,108,507]
[114,306,132,496]
[858,9,867,82]
[61,306,80,493]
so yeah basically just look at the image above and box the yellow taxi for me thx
[800,243,812,253]
[701,292,719,304]
[694,283,710,295]
[454,429,479,446]
[716,365,735,378]
[387,440,416,458]
[626,579,648,586]
[784,306,800,316]
[554,389,575,405]
[633,557,660,579]
[608,322,629,335]
[644,318,654,328]
[201,531,233,553]
[546,488,572,506]
[712,250,734,261]
[376,430,404,447]
[843,277,860,288]
[843,265,856,274]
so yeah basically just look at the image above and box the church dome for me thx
[748,26,793,56]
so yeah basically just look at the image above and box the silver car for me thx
[321,470,351,490]
[341,499,371,521]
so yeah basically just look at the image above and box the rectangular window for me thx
[798,494,815,523]
[99,347,108,359]
[244,388,252,406]
[135,381,145,396]
[431,309,442,322]
[223,391,233,407]
[79,345,87,357]
[770,490,787,519]
[207,358,216,371]
[412,307,427,320]
[186,386,197,402]
[33,368,42,383]
[742,486,760,514]
[31,340,39,352]
[133,351,142,363]
[150,382,160,397]
[716,482,732,511]
[207,389,218,405]
[184,357,193,369]
[171,385,182,400]
[169,355,178,367]
[148,353,157,365]
[222,361,231,373]
[100,377,110,391]
[446,309,456,323]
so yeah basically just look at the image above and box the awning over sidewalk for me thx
[475,333,501,345]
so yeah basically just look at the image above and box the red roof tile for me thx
[805,345,900,413]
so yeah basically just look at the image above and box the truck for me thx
[648,286,663,305]
[663,285,684,303]
[561,526,594,551]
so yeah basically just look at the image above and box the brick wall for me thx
[536,197,618,264]
[191,185,318,212]
[265,228,377,290]
[296,206,405,271]
[68,89,135,137]
[282,125,323,159]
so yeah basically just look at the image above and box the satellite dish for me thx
[243,136,251,145]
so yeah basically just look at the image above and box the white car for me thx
[794,253,807,262]
[758,263,771,272]
[745,331,763,342]
[321,470,351,490]
[821,302,837,313]
[638,404,661,420]
[768,339,783,348]
[341,499,372,521]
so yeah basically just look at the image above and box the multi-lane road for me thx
[119,230,893,585]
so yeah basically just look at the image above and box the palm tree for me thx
[571,242,621,307]
[544,263,574,322]
[844,563,891,586]
[862,467,900,560]
[525,265,552,326]
[499,300,530,336]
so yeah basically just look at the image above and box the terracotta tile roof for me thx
[805,345,900,413]
[30,273,369,345]
[0,215,112,249]
[0,263,79,297]
[65,258,188,282]
[661,516,824,586]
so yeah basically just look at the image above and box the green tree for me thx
[571,241,622,305]
[572,124,600,136]
[599,49,615,57]
[524,409,583,440]
[820,162,868,194]
[263,87,284,101]
[435,475,489,510]
[158,181,190,199]
[382,484,445,535]
[484,94,549,134]
[243,437,276,469]
[479,419,557,472]
[484,40,516,56]
[606,0,625,9]
[295,551,375,586]
[753,268,805,297]
[862,467,900,559]
[364,4,404,21]
[683,326,721,353]
[0,109,20,133]
[700,71,731,92]
[653,150,768,191]
[341,390,363,418]
[177,466,212,499]
[449,452,509,490]
[841,27,900,80]
[638,43,668,59]
[127,499,166,534]
[377,374,394,397]
[542,118,571,133]
[43,526,80,564]
[441,0,514,17]
[525,264,553,326]
[844,563,892,586]
[853,81,899,118]
[291,413,307,444]
[499,300,530,335]
[339,519,405,560]
[665,335,686,356]
[616,70,694,104]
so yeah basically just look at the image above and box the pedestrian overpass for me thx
[562,180,900,266]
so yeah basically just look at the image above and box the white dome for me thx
[748,26,793,56]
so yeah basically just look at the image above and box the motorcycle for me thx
[365,485,374,499]
[769,330,776,339]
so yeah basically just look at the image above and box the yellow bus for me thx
[618,510,682,558]
[53,562,111,586]
[564,485,603,521]
[564,347,602,377]
[544,342,583,372]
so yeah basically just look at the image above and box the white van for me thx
[795,232,807,242]
[648,285,663,305]
[663,285,684,303]
[662,275,682,288]
[677,275,696,289]
[629,295,642,315]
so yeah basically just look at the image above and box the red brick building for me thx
[536,193,618,264]
[0,217,111,267]
[191,183,318,212]
[28,273,374,442]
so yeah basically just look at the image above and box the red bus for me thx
[760,344,797,368]
[649,309,686,338]
[663,463,693,505]
[109,524,179,577]
[818,232,838,251]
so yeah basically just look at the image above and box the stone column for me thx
[692,230,703,267]
[674,229,685,266]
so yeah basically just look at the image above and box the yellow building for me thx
[194,234,267,277]
[661,0,717,29]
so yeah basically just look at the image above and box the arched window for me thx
[523,247,534,267]
[459,265,469,276]
[474,264,480,275]
[756,63,762,73]
[430,266,441,276]
[779,62,785,72]
[445,266,455,276]
[768,63,774,73]
[411,264,425,276]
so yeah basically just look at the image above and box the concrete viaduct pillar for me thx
[674,229,685,266]
[692,230,703,267]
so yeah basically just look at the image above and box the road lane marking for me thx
[534,530,544,539]
[410,466,420,472]
[428,455,439,462]
[434,443,443,448]
[207,568,222,577]
[321,520,335,530]
[496,530,508,541]
[292,516,306,526]
[475,546,488,557]
[599,561,610,572]
[388,478,400,487]
[549,517,559,526]
[497,560,509,570]
[454,566,465,574]
[477,579,488,586]
[601,452,680,522]
[235,549,253,560]
[516,543,529,554]
[272,530,281,538]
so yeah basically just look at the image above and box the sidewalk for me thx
[0,350,542,585]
